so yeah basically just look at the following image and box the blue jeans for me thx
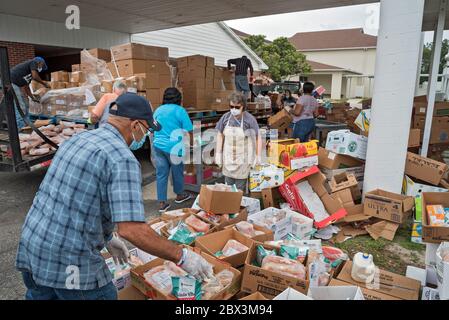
[21,271,117,300]
[12,84,30,130]
[235,75,250,98]
[293,118,316,142]
[154,146,185,202]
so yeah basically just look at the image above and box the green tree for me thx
[421,39,449,79]
[244,35,310,81]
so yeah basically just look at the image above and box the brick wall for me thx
[0,41,35,67]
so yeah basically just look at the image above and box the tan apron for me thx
[222,115,255,179]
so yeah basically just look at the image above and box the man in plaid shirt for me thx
[16,93,213,300]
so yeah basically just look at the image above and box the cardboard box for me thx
[414,101,449,117]
[261,187,285,209]
[422,286,441,300]
[50,82,66,90]
[268,109,292,131]
[436,242,449,299]
[118,285,147,300]
[364,189,414,223]
[405,152,448,186]
[241,196,261,216]
[115,59,147,77]
[88,48,111,62]
[111,43,169,61]
[328,279,401,300]
[51,71,69,82]
[268,139,318,170]
[100,80,113,93]
[325,130,368,160]
[273,288,311,300]
[249,164,285,192]
[72,64,80,72]
[197,207,248,231]
[225,222,274,243]
[336,261,421,300]
[413,115,449,144]
[146,89,161,105]
[408,129,421,147]
[247,207,292,240]
[161,208,198,221]
[285,209,314,240]
[402,175,448,198]
[131,246,241,300]
[421,192,449,243]
[198,185,243,214]
[239,292,268,300]
[147,60,171,75]
[307,285,365,300]
[241,243,309,298]
[318,147,365,170]
[195,228,254,267]
[279,166,348,229]
[69,71,85,84]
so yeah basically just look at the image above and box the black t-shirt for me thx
[10,59,39,87]
[281,96,297,107]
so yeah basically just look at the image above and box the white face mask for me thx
[230,108,242,117]
[37,67,43,72]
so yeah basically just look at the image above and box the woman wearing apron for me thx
[215,92,262,192]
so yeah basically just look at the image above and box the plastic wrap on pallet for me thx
[80,49,114,86]
[39,86,96,118]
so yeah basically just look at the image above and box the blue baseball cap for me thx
[34,56,48,71]
[109,93,161,131]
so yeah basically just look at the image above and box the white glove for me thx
[215,152,223,169]
[106,234,129,265]
[251,154,261,169]
[179,248,214,281]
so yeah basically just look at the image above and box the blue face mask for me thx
[129,124,148,151]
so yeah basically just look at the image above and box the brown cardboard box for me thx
[408,129,421,147]
[213,79,224,90]
[118,285,147,300]
[126,75,146,91]
[205,76,213,90]
[268,109,292,131]
[318,147,365,169]
[413,115,449,144]
[146,89,161,105]
[178,66,206,79]
[69,71,85,84]
[107,62,119,78]
[205,67,214,79]
[329,172,358,193]
[225,223,274,243]
[421,192,449,243]
[88,48,111,62]
[145,73,159,89]
[177,57,188,69]
[414,101,449,117]
[159,74,171,89]
[181,78,206,89]
[111,43,169,61]
[261,187,284,209]
[100,80,113,93]
[147,60,171,75]
[405,152,448,186]
[241,242,309,298]
[198,185,243,214]
[160,208,198,221]
[364,189,414,223]
[328,279,400,300]
[198,207,248,231]
[333,189,355,207]
[336,261,420,300]
[206,56,215,67]
[51,71,69,82]
[239,292,268,300]
[187,55,207,67]
[115,59,147,77]
[72,64,80,72]
[50,82,66,90]
[65,82,78,88]
[214,67,224,79]
[195,229,254,267]
[131,246,241,300]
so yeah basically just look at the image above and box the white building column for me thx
[422,0,447,156]
[363,0,425,194]
[415,33,425,96]
[330,72,343,100]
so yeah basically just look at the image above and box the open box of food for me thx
[160,213,217,245]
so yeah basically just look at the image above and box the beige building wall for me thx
[302,48,376,75]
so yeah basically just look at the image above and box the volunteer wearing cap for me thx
[152,88,193,213]
[9,57,49,130]
[88,80,127,127]
[16,93,213,300]
[215,92,262,192]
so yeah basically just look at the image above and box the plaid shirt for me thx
[16,124,145,290]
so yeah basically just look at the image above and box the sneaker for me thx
[175,193,192,204]
[158,202,171,213]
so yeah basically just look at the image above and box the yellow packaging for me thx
[268,139,318,170]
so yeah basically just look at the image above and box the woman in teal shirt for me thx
[152,88,193,212]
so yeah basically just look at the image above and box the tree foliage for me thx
[422,39,449,75]
[244,35,311,81]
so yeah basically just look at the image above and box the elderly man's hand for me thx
[106,234,129,265]
[179,248,213,281]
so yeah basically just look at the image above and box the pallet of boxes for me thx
[176,54,235,111]
[108,43,172,110]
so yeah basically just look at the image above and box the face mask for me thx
[230,108,242,117]
[129,124,147,151]
[37,67,43,72]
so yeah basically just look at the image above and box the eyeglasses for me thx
[229,105,242,109]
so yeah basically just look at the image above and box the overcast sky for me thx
[225,3,448,44]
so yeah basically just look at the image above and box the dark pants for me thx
[21,271,118,300]
[154,146,185,202]
[293,118,316,142]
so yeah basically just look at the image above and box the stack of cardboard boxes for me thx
[108,43,171,109]
[412,96,449,146]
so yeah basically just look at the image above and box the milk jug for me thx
[351,252,375,283]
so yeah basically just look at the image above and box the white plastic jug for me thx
[351,252,376,283]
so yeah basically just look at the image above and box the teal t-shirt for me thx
[153,104,193,156]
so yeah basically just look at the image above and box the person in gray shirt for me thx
[215,92,262,192]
